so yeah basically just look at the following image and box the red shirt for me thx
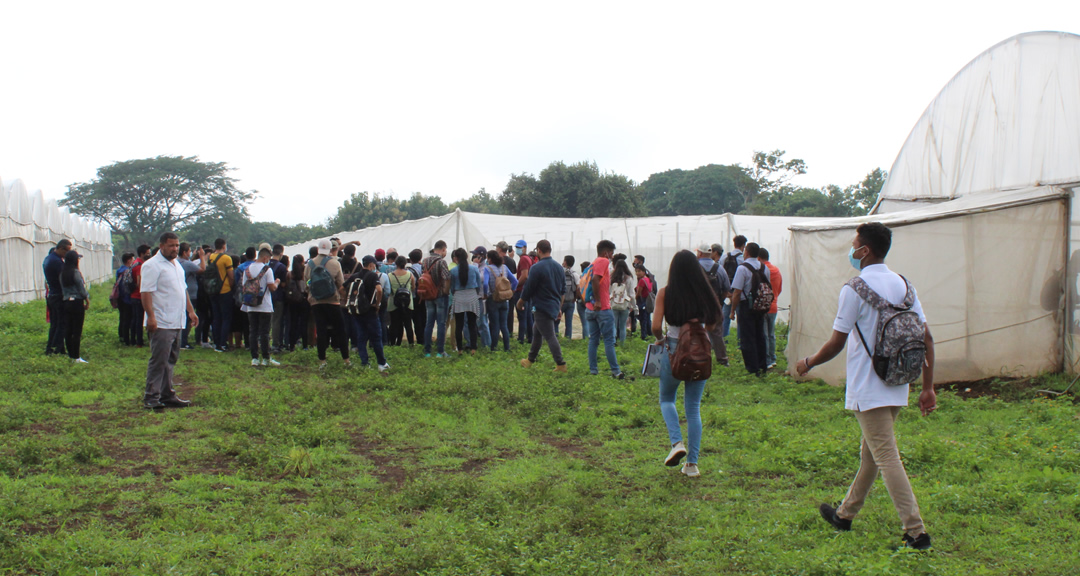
[129,259,144,300]
[763,261,782,314]
[515,254,533,293]
[636,275,653,298]
[585,257,611,311]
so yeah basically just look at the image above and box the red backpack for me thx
[669,321,713,381]
[417,268,439,301]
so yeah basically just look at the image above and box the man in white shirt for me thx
[141,232,199,410]
[241,246,281,367]
[796,222,936,551]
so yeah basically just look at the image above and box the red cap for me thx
[375,248,386,260]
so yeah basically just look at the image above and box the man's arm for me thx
[186,292,198,328]
[141,293,156,332]
[795,330,848,376]
[919,325,936,415]
[729,288,742,318]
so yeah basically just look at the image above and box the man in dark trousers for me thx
[518,240,568,373]
[729,242,770,375]
[43,239,72,355]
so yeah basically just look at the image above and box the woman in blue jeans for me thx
[485,252,517,351]
[652,250,723,478]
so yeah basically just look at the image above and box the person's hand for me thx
[919,388,937,416]
[516,300,525,311]
[796,357,811,376]
[189,310,199,329]
[729,310,736,320]
[146,316,157,333]
[83,299,90,310]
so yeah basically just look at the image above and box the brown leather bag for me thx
[669,321,713,381]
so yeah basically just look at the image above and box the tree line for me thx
[61,152,885,253]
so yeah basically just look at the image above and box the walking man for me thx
[141,233,197,410]
[759,248,782,369]
[729,242,770,375]
[518,240,568,372]
[585,240,624,379]
[422,241,451,358]
[796,222,936,550]
[697,243,730,366]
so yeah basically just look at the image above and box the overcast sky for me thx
[2,1,1077,227]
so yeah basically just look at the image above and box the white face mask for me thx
[515,247,524,255]
[848,246,865,271]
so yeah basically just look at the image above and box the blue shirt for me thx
[449,264,483,292]
[699,257,731,294]
[520,256,565,318]
[43,251,64,296]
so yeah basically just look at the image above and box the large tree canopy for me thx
[497,161,644,218]
[62,155,255,249]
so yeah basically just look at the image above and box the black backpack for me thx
[707,261,730,297]
[722,252,740,287]
[344,271,378,316]
[391,273,412,309]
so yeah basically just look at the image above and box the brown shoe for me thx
[553,364,568,373]
[520,359,533,368]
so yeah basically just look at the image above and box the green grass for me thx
[1,284,1078,575]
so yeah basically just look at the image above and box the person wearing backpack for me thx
[115,253,135,345]
[557,255,580,338]
[584,240,625,379]
[728,242,771,375]
[286,254,310,351]
[633,264,653,340]
[408,249,426,347]
[304,239,351,368]
[387,255,416,346]
[470,247,492,350]
[609,259,635,346]
[485,251,518,352]
[697,243,731,366]
[759,248,783,369]
[651,250,722,478]
[421,241,452,358]
[721,235,745,340]
[351,256,389,371]
[795,222,936,552]
[241,246,281,366]
[207,238,235,352]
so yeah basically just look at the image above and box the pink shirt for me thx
[585,257,611,311]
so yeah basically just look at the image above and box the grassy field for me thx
[1,284,1078,575]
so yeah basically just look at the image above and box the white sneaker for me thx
[251,358,261,367]
[73,358,89,364]
[681,463,700,477]
[260,359,268,367]
[319,360,328,370]
[201,342,213,349]
[378,363,390,373]
[665,442,687,467]
[767,362,777,369]
[267,358,280,366]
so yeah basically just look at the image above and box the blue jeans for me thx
[488,300,510,351]
[576,301,589,339]
[765,312,777,366]
[468,301,492,349]
[613,307,630,345]
[585,308,620,375]
[659,339,706,464]
[559,300,575,338]
[355,313,386,366]
[424,295,449,354]
[211,293,233,348]
[638,301,652,340]
[517,300,534,343]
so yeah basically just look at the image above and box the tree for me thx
[62,155,256,251]
[640,164,747,215]
[741,149,807,209]
[497,161,644,218]
[449,188,502,214]
[841,168,887,216]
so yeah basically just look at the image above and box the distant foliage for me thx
[497,161,644,218]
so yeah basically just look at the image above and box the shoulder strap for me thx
[845,277,890,311]
[710,262,720,275]
[854,322,875,358]
[899,275,915,309]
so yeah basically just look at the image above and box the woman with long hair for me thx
[449,247,482,354]
[60,250,91,363]
[652,250,722,478]
[610,258,635,345]
[387,255,416,346]
[485,251,518,352]
[287,254,310,351]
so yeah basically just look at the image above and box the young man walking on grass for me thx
[141,233,197,410]
[796,222,936,551]
[584,240,624,379]
[518,240,568,373]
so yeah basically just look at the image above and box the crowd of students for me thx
[41,222,936,549]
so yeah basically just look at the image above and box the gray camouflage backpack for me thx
[846,276,926,387]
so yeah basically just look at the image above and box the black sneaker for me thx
[901,533,932,550]
[818,503,852,531]
[612,372,626,380]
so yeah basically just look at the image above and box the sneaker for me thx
[201,342,214,349]
[73,358,89,364]
[259,359,268,367]
[665,442,687,467]
[251,359,261,367]
[343,359,352,368]
[520,359,533,368]
[612,372,626,380]
[553,364,568,373]
[681,463,700,477]
[438,353,450,358]
[901,533,932,550]
[425,353,432,358]
[818,503,852,531]
[319,361,327,370]
[767,362,777,369]
[378,363,390,373]
[267,358,281,367]
[180,345,194,350]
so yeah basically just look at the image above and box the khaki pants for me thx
[837,406,925,538]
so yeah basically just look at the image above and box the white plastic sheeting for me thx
[876,31,1080,213]
[787,186,1069,385]
[283,210,817,319]
[0,176,114,304]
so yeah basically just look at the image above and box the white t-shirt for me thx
[140,252,188,330]
[832,263,926,412]
[240,262,275,313]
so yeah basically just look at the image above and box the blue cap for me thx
[514,239,527,248]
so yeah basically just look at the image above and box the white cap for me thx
[317,239,332,255]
